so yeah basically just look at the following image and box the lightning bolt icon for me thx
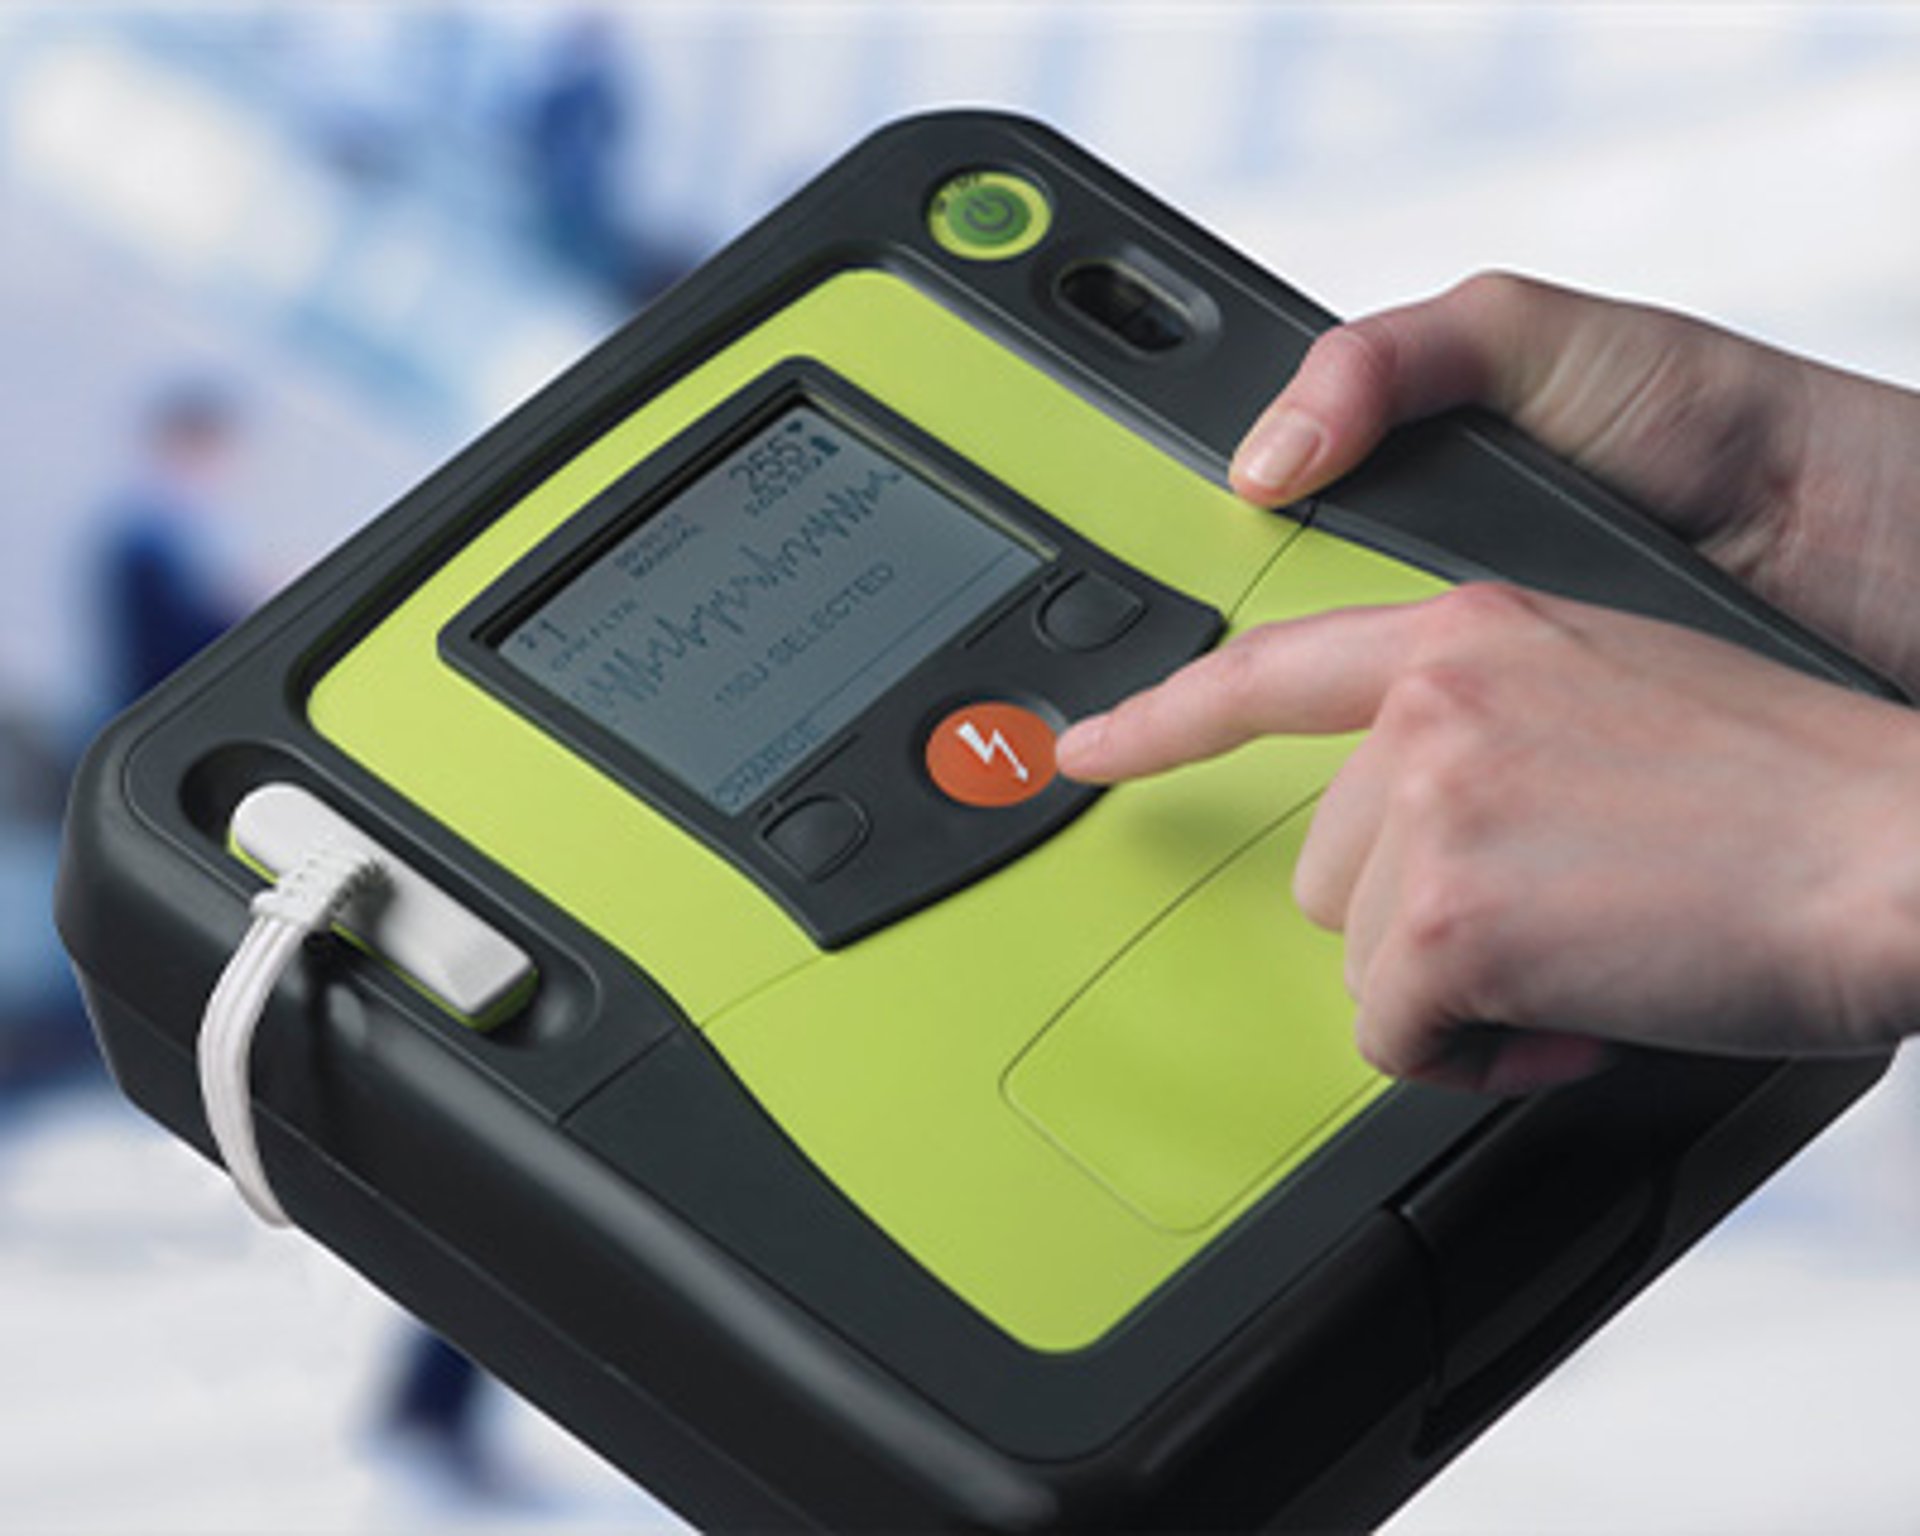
[956,719,1031,782]
[926,702,1056,807]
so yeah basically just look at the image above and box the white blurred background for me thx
[5,4,1920,1531]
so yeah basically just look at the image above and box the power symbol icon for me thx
[960,189,1021,234]
[928,170,1051,260]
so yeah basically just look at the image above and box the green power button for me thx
[929,170,1052,260]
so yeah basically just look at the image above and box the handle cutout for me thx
[1054,256,1200,356]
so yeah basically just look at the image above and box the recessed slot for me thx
[1056,258,1195,354]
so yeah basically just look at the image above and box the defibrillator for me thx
[57,112,1893,1530]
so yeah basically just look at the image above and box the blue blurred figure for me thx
[375,1331,519,1505]
[2,380,250,1102]
[97,380,248,707]
[525,16,630,288]
[522,14,692,305]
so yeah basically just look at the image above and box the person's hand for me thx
[1231,272,1920,700]
[1056,583,1920,1094]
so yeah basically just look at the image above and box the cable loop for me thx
[198,841,387,1226]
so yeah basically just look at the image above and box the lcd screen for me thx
[496,403,1047,813]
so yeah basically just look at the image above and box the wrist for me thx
[1820,704,1920,1053]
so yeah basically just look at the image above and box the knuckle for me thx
[1292,794,1352,933]
[1294,863,1341,933]
[1394,873,1505,1018]
[1423,581,1543,644]
[1398,866,1485,960]
[1375,583,1562,795]
[1379,661,1482,737]
[1398,584,1554,694]
[1376,663,1526,838]
[1354,1024,1397,1076]
[1306,317,1401,402]
[1354,1015,1423,1080]
[1449,268,1547,327]
[1375,662,1501,788]
[1388,753,1474,828]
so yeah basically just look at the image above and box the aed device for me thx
[56,113,1898,1531]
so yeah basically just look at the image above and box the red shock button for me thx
[924,702,1058,808]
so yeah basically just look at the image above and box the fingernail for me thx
[1234,409,1324,500]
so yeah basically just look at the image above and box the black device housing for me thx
[56,112,1896,1531]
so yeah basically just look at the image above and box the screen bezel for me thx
[476,385,1049,816]
[441,360,1064,833]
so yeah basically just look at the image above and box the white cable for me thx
[198,839,387,1227]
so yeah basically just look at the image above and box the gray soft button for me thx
[1038,574,1145,651]
[762,795,868,880]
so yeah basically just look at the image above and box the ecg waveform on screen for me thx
[565,466,903,713]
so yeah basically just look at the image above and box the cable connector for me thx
[250,839,385,931]
[198,838,388,1227]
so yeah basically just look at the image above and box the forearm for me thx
[1810,697,1920,1053]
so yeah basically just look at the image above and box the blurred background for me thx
[6,3,1920,1531]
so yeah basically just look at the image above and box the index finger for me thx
[1055,602,1426,783]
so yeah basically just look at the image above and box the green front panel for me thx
[309,268,1447,1350]
[1004,808,1369,1237]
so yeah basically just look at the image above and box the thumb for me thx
[1231,271,1576,506]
